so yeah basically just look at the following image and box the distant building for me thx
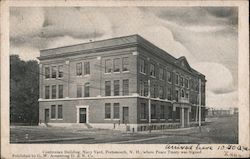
[38,34,206,131]
[207,107,238,117]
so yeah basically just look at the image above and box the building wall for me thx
[40,47,138,99]
[39,97,138,124]
[136,47,204,106]
[38,35,206,127]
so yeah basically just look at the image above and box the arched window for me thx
[84,82,90,97]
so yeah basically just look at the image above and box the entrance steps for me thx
[113,124,127,131]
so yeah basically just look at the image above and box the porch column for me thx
[181,107,185,128]
[187,108,191,126]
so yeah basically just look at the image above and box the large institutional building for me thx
[38,34,206,132]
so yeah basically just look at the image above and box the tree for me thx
[10,55,39,125]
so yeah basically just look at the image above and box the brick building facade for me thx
[38,34,206,131]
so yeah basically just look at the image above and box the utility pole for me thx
[148,79,151,132]
[198,78,202,131]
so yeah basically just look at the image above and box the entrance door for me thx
[79,108,86,123]
[45,109,49,123]
[122,107,129,124]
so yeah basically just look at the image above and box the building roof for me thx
[38,34,205,78]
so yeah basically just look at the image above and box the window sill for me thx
[104,73,111,75]
[104,118,112,120]
[76,75,83,77]
[150,76,156,78]
[57,119,63,120]
[84,74,90,77]
[140,72,146,75]
[160,119,166,121]
[122,71,129,73]
[113,71,120,74]
[50,119,56,120]
[140,119,147,121]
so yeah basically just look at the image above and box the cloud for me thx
[10,7,45,38]
[141,7,238,27]
[192,62,235,94]
[41,7,112,39]
[184,25,226,33]
[45,36,86,49]
[10,45,40,61]
[9,7,238,109]
[104,7,195,62]
[207,90,238,108]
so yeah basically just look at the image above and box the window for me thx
[185,92,189,99]
[105,59,112,73]
[151,104,156,119]
[160,105,165,119]
[76,63,82,76]
[122,57,129,71]
[45,67,50,79]
[159,86,164,99]
[52,85,56,99]
[45,86,50,99]
[57,105,63,119]
[139,59,146,74]
[185,78,189,88]
[105,103,111,119]
[105,81,111,96]
[140,103,147,119]
[175,73,179,85]
[151,84,157,98]
[51,105,56,119]
[159,68,164,80]
[139,80,144,96]
[113,58,120,72]
[168,106,173,120]
[175,90,179,102]
[195,81,199,91]
[58,65,63,78]
[58,85,63,98]
[113,103,120,119]
[167,71,172,83]
[190,79,194,90]
[52,66,57,78]
[150,64,155,77]
[114,80,120,96]
[144,81,148,96]
[167,87,172,100]
[77,85,82,98]
[181,89,185,98]
[176,107,180,119]
[84,83,90,97]
[122,79,129,95]
[84,62,90,75]
[180,76,184,87]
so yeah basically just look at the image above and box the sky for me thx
[10,7,238,109]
